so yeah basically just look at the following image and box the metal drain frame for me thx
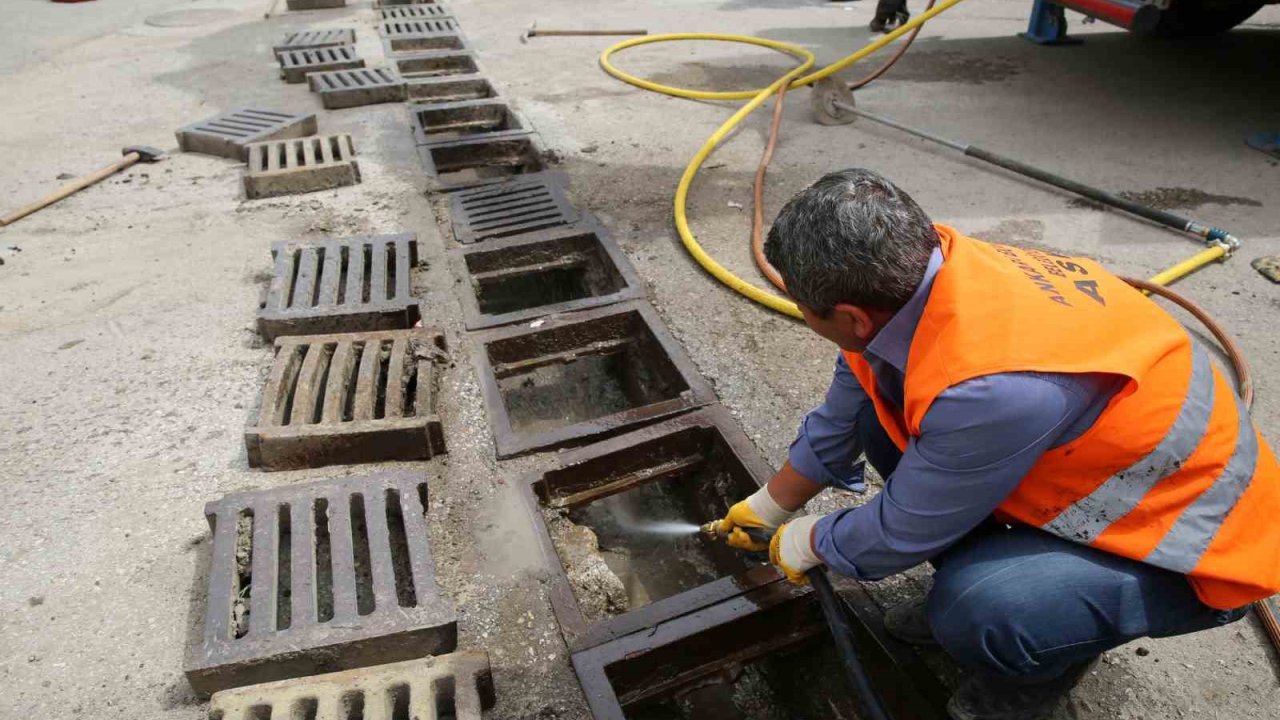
[517,406,775,653]
[245,327,447,470]
[208,652,494,720]
[258,233,420,340]
[410,98,529,148]
[418,134,545,192]
[406,75,498,104]
[571,576,950,720]
[472,300,716,458]
[395,49,480,79]
[448,172,579,244]
[451,220,643,329]
[279,45,364,84]
[309,67,406,109]
[175,108,318,161]
[185,469,458,697]
[273,28,356,59]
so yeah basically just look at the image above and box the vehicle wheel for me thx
[1131,0,1264,36]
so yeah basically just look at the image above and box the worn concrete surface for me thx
[1,0,1278,719]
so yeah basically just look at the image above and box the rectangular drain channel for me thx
[310,67,406,109]
[258,233,420,340]
[273,28,355,58]
[285,0,345,9]
[520,407,773,652]
[419,135,544,192]
[453,221,642,329]
[411,99,527,146]
[406,75,497,104]
[473,301,715,458]
[243,134,361,199]
[571,578,951,720]
[449,172,579,244]
[279,45,364,84]
[175,108,317,161]
[245,328,447,470]
[208,653,495,720]
[395,50,479,79]
[379,4,451,18]
[185,469,458,696]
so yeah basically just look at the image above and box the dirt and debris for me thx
[544,510,629,623]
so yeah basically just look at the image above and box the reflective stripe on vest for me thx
[1146,386,1259,573]
[1044,343,1215,546]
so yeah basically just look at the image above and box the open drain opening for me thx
[342,342,366,422]
[249,704,272,720]
[391,34,466,53]
[286,249,304,308]
[351,493,376,616]
[414,103,521,142]
[385,243,398,303]
[397,54,479,79]
[232,509,255,639]
[429,139,543,185]
[293,697,319,720]
[606,596,863,720]
[341,691,364,720]
[469,232,626,316]
[312,344,337,424]
[336,245,351,305]
[373,340,394,420]
[315,498,335,623]
[311,247,327,308]
[407,77,496,103]
[277,344,310,426]
[276,504,293,631]
[434,675,457,719]
[361,243,374,303]
[539,426,761,622]
[492,313,688,434]
[385,488,418,607]
[389,684,410,720]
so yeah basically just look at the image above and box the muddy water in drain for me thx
[501,354,635,433]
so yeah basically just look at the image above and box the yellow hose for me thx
[599,0,1221,318]
[599,0,969,319]
[1148,244,1228,286]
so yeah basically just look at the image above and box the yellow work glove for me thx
[718,485,798,551]
[769,515,824,585]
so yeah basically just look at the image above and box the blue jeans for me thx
[855,403,1248,681]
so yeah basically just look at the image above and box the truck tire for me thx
[1132,0,1265,36]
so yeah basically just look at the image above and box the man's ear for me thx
[832,302,878,342]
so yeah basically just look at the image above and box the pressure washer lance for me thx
[699,521,894,720]
[809,78,1241,259]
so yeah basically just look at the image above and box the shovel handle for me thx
[531,29,648,37]
[0,152,139,227]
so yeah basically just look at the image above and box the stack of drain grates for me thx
[180,4,495,719]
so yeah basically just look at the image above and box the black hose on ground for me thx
[808,567,895,720]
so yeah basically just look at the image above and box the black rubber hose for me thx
[807,567,894,720]
[963,146,1197,234]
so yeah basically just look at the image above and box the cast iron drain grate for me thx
[410,99,528,147]
[452,221,643,329]
[208,652,494,720]
[279,45,364,84]
[449,172,579,244]
[245,328,447,470]
[395,50,479,79]
[243,134,361,199]
[419,135,544,192]
[406,75,497,104]
[258,233,420,340]
[520,407,774,652]
[185,469,458,696]
[176,108,318,161]
[273,28,355,59]
[309,67,406,109]
[473,301,715,457]
[380,19,466,53]
[379,4,451,19]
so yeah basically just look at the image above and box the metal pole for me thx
[830,100,1238,252]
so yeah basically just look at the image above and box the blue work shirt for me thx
[792,247,1125,580]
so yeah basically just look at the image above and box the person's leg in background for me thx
[927,523,1247,719]
[870,0,911,33]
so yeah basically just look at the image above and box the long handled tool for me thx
[700,522,893,720]
[808,79,1239,284]
[0,145,165,227]
[520,22,647,43]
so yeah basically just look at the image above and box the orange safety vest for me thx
[844,225,1280,609]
